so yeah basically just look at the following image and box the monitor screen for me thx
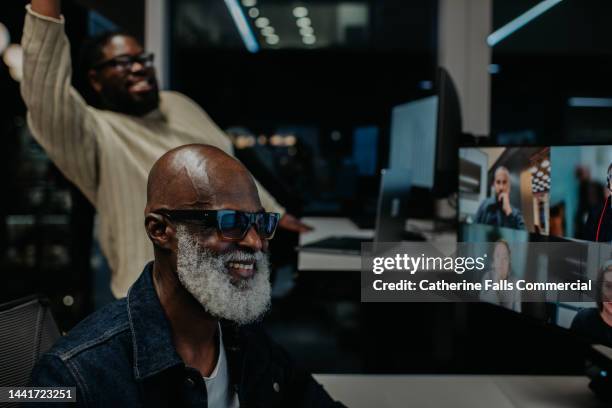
[549,145,612,241]
[458,144,612,348]
[388,67,462,196]
[459,146,550,234]
[389,96,438,189]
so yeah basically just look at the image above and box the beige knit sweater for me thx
[20,6,284,298]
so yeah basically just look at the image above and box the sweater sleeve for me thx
[20,5,100,204]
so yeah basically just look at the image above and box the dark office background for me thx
[0,0,605,375]
[491,0,612,145]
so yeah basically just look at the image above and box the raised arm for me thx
[21,0,100,204]
[31,0,61,19]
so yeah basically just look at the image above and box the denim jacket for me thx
[473,196,526,230]
[30,262,344,407]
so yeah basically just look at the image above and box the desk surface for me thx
[313,374,604,408]
[298,217,456,272]
[298,217,371,271]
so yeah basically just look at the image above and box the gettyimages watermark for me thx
[361,241,612,303]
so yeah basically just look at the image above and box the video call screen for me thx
[458,145,612,347]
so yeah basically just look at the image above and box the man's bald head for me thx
[146,144,261,214]
[494,166,510,180]
[493,165,511,196]
[145,144,272,325]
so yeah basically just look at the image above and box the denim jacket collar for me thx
[126,261,270,399]
[126,262,184,380]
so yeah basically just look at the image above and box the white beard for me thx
[175,225,271,325]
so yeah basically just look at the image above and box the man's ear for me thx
[145,213,173,250]
[88,69,103,93]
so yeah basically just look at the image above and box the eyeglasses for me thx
[156,209,280,241]
[92,52,155,72]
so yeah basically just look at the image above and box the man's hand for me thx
[278,213,313,234]
[498,192,512,216]
[31,0,61,19]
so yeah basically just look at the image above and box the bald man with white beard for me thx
[30,144,344,408]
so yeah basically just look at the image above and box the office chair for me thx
[0,295,60,394]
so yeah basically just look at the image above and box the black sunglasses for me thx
[92,52,155,71]
[156,209,280,241]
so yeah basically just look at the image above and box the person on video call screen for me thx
[571,261,612,347]
[474,166,526,230]
[479,240,522,312]
[584,162,612,243]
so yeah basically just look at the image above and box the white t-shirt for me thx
[203,326,240,408]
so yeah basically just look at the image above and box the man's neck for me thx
[152,259,219,376]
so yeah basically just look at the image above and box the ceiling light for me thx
[529,166,538,174]
[487,0,564,46]
[568,97,612,108]
[536,171,543,177]
[255,17,269,28]
[302,35,316,45]
[261,26,275,36]
[541,159,550,168]
[224,0,259,53]
[293,6,308,18]
[299,27,314,36]
[248,7,259,18]
[296,17,311,28]
[265,35,279,45]
[0,23,9,55]
[242,0,257,7]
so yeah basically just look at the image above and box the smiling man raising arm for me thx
[21,0,311,298]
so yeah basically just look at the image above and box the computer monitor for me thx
[388,67,462,198]
[458,144,612,351]
[434,67,462,197]
[389,96,438,189]
[297,168,415,255]
[374,168,413,242]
